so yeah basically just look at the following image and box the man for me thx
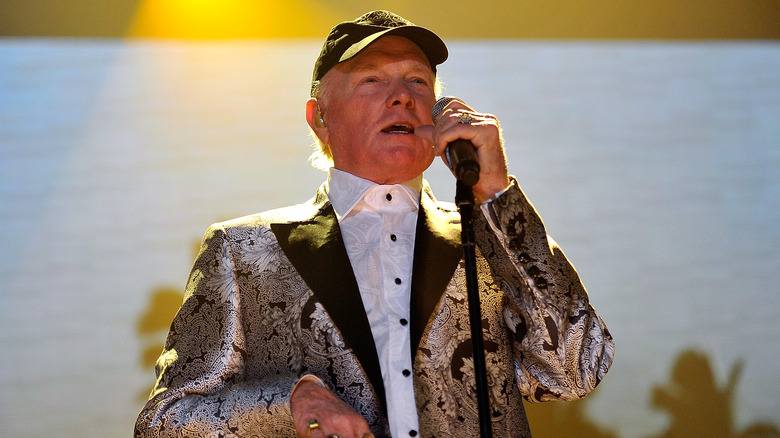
[135,10,614,438]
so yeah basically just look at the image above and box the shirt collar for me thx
[327,168,422,221]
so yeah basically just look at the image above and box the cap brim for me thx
[338,26,448,68]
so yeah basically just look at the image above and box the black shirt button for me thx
[402,369,411,377]
[400,318,408,326]
[409,430,418,437]
[390,234,397,241]
[395,278,402,285]
[386,193,393,201]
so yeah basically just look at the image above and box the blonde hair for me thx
[308,76,335,170]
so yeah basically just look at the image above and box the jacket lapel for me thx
[409,186,463,359]
[269,183,462,410]
[269,189,386,414]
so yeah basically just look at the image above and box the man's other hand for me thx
[291,378,373,438]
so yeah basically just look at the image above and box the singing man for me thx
[135,10,614,438]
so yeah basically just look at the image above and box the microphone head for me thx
[431,96,459,124]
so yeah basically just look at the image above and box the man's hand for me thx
[415,98,511,204]
[291,377,374,438]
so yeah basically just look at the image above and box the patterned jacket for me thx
[135,178,614,437]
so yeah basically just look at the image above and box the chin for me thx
[388,160,432,182]
[388,144,433,164]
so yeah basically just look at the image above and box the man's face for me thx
[318,35,437,184]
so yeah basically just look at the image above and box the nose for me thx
[386,79,414,109]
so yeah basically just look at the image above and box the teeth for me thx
[386,124,412,133]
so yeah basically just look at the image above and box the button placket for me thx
[359,184,420,438]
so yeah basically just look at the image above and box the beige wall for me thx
[2,38,779,437]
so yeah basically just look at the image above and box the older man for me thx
[135,10,614,438]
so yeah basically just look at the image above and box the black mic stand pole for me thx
[455,178,492,438]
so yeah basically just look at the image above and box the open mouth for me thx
[382,124,414,134]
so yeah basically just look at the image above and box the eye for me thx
[409,77,431,87]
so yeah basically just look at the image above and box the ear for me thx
[306,98,329,144]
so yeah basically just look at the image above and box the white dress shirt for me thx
[327,168,422,438]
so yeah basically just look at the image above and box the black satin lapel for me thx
[410,197,463,360]
[270,205,387,413]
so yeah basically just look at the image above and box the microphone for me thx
[431,97,480,186]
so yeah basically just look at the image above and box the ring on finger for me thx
[306,419,322,437]
[327,435,342,438]
[457,112,474,125]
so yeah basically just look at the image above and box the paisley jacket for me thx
[135,178,614,437]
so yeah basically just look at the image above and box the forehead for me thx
[338,35,433,73]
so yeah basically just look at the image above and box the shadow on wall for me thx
[525,349,780,438]
[136,240,204,401]
[136,246,780,437]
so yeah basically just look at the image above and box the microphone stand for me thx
[455,178,492,438]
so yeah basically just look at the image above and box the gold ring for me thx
[307,419,322,437]
[457,113,474,124]
[362,434,375,438]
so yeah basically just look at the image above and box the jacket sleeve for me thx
[474,178,615,402]
[134,224,299,438]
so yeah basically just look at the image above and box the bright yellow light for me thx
[128,0,340,39]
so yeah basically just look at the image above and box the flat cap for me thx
[312,10,448,85]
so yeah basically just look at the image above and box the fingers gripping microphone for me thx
[431,97,480,187]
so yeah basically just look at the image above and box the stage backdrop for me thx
[2,37,778,438]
